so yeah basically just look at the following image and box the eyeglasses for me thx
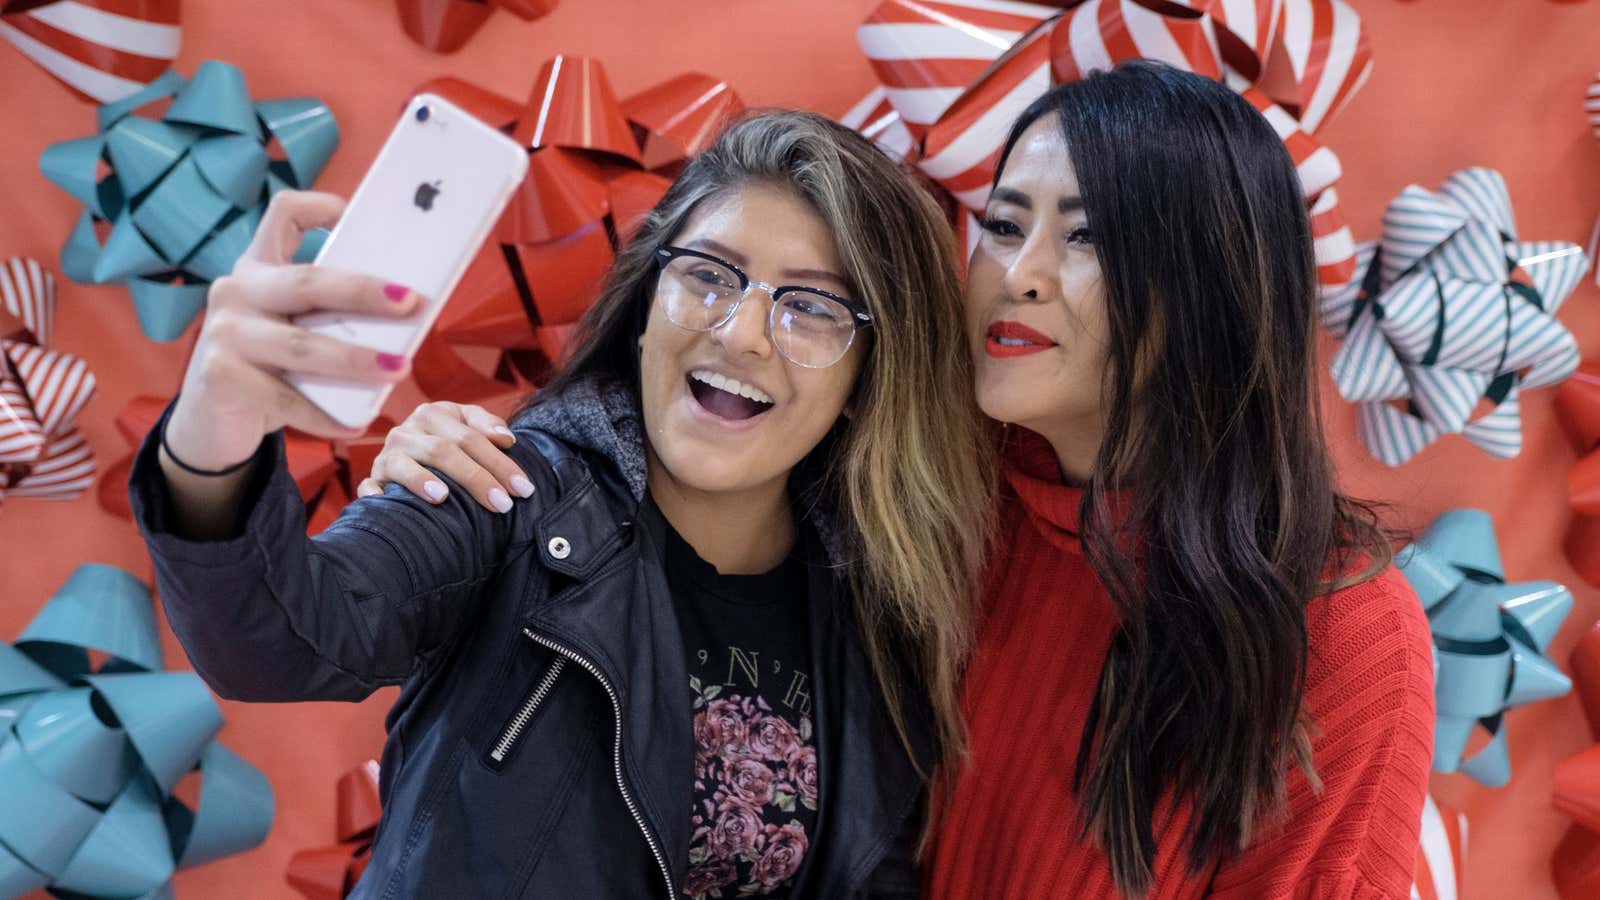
[653,246,872,369]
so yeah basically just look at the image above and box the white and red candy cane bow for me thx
[854,0,1368,288]
[0,257,95,508]
[1412,795,1467,900]
[0,0,179,104]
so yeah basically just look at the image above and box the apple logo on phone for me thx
[414,180,441,211]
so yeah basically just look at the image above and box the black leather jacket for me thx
[130,389,931,899]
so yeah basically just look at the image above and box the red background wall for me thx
[1,1,1597,897]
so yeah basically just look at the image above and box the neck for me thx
[646,450,796,574]
[1029,416,1103,486]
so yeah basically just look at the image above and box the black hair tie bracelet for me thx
[160,424,255,478]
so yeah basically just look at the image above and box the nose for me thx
[1002,230,1063,305]
[712,286,775,359]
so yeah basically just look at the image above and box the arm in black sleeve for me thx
[129,401,548,703]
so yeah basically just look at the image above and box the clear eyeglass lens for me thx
[660,255,742,330]
[772,291,855,368]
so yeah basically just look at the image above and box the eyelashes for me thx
[978,216,1097,247]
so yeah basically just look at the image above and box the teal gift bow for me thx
[1396,509,1574,788]
[39,60,338,342]
[0,564,274,898]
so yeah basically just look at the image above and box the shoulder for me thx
[1302,564,1435,743]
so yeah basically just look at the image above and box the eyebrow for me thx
[684,237,850,290]
[989,187,1084,215]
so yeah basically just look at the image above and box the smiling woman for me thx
[128,109,993,900]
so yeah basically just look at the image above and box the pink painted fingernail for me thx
[376,352,406,371]
[383,283,410,302]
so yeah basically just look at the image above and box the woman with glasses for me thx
[369,64,1434,898]
[128,110,993,899]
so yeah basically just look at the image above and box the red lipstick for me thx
[985,321,1057,358]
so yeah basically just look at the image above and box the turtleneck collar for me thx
[1002,427,1088,555]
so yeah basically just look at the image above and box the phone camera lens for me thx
[416,105,431,123]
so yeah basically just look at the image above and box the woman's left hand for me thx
[356,401,534,513]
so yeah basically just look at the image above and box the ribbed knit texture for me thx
[926,432,1435,899]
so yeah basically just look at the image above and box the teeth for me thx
[690,370,773,405]
[996,336,1031,346]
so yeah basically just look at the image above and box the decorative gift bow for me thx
[1555,368,1600,587]
[1,0,179,103]
[1551,620,1600,899]
[396,0,557,53]
[98,394,393,535]
[1396,509,1573,788]
[286,760,383,900]
[855,0,1366,288]
[0,256,96,509]
[1319,168,1587,466]
[40,60,339,342]
[0,564,273,898]
[405,55,742,401]
[1411,795,1467,900]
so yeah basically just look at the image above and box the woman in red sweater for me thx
[929,63,1434,898]
[359,62,1435,898]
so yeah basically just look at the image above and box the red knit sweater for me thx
[926,433,1436,899]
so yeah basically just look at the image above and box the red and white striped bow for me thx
[0,257,96,507]
[852,0,1368,288]
[0,0,180,103]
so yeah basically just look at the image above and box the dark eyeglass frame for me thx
[654,246,874,327]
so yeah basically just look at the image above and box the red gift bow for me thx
[1556,367,1600,586]
[396,0,558,54]
[286,760,383,900]
[409,56,743,402]
[97,394,392,535]
[0,256,96,509]
[1552,619,1600,898]
[853,0,1366,289]
[0,0,180,103]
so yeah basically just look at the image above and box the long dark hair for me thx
[993,62,1390,893]
[524,110,997,775]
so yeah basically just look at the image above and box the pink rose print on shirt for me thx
[681,858,737,897]
[706,801,763,860]
[749,714,801,762]
[684,683,816,899]
[752,822,808,888]
[786,745,818,810]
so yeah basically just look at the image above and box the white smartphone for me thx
[288,92,529,429]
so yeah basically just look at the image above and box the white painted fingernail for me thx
[489,488,512,513]
[510,475,535,497]
[493,425,514,439]
[423,480,448,502]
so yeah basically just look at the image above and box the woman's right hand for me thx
[162,190,423,473]
[355,401,533,513]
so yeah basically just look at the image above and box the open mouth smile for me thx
[687,369,775,421]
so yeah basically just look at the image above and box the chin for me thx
[652,441,768,494]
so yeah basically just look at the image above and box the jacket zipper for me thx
[488,656,568,765]
[522,627,674,899]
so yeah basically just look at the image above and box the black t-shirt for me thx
[663,518,819,900]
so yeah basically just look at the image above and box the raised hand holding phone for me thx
[159,190,422,537]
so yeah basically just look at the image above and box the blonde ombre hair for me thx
[530,109,995,773]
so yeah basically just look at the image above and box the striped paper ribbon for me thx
[0,257,96,507]
[1320,168,1588,466]
[852,0,1371,288]
[1411,795,1467,900]
[0,0,179,104]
